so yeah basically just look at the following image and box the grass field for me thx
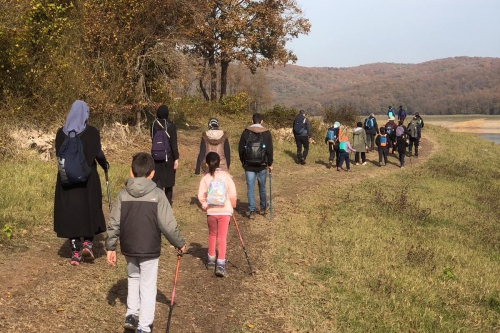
[1,118,500,332]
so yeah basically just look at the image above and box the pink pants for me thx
[207,215,230,260]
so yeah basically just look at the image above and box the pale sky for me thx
[288,0,500,68]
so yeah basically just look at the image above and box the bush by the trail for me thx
[263,105,298,129]
[323,104,360,128]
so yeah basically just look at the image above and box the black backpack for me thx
[57,130,92,186]
[293,115,307,135]
[244,131,266,166]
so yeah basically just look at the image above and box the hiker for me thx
[352,121,368,165]
[395,120,407,138]
[385,116,398,154]
[415,112,425,141]
[106,152,186,333]
[396,133,409,168]
[292,110,312,165]
[151,105,179,206]
[195,118,230,175]
[387,106,395,119]
[375,126,389,166]
[54,100,109,266]
[398,105,407,122]
[325,121,341,168]
[407,115,421,157]
[337,134,356,172]
[364,113,379,152]
[197,152,237,277]
[238,113,274,219]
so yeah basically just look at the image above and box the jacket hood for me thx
[246,124,268,133]
[353,127,364,133]
[125,177,158,198]
[204,129,225,140]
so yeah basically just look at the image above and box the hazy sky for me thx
[288,0,500,68]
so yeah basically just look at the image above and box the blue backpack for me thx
[57,130,92,186]
[364,117,374,130]
[151,119,171,161]
[379,135,387,147]
[386,123,394,135]
[326,127,337,142]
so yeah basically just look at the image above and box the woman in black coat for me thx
[54,100,109,266]
[151,105,179,206]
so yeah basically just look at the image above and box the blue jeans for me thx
[245,169,267,212]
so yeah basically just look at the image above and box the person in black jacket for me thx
[151,105,179,206]
[106,152,185,333]
[54,100,109,266]
[292,110,312,165]
[238,113,274,219]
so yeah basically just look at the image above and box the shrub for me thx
[323,104,360,128]
[262,105,297,129]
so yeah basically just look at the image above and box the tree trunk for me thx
[199,79,210,101]
[209,49,217,101]
[220,59,230,101]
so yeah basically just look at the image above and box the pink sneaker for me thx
[70,251,81,266]
[81,241,95,261]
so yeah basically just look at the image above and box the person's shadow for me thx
[284,149,297,163]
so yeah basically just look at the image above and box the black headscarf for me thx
[157,105,169,120]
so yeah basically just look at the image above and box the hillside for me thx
[263,56,500,115]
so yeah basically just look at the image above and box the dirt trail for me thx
[0,133,436,333]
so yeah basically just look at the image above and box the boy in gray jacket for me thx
[106,152,186,333]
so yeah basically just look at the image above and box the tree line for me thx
[0,0,310,124]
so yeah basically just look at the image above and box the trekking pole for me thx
[105,170,111,213]
[232,215,255,276]
[269,170,273,222]
[166,251,182,333]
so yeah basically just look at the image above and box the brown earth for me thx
[0,131,436,333]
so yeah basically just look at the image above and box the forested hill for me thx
[263,56,500,115]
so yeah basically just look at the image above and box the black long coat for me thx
[53,126,106,238]
[151,119,179,188]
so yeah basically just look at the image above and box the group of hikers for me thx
[293,105,424,171]
[53,101,274,332]
[53,100,424,332]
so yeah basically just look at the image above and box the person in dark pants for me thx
[292,110,312,165]
[151,105,179,206]
[407,115,421,157]
[364,113,379,152]
[54,100,109,266]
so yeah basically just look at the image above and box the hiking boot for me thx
[207,254,216,270]
[81,241,95,261]
[248,211,256,219]
[123,314,138,330]
[70,251,81,266]
[259,202,270,215]
[215,260,227,277]
[328,161,333,169]
[300,158,306,165]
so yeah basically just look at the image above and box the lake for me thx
[478,133,500,144]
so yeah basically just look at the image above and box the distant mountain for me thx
[263,57,500,115]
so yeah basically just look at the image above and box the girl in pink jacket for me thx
[198,152,237,277]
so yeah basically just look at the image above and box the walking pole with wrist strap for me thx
[166,251,182,333]
[232,215,254,276]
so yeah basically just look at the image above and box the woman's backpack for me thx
[151,119,171,161]
[57,130,92,186]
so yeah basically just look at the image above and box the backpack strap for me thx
[153,119,171,138]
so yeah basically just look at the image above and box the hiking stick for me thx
[166,252,182,333]
[269,170,273,222]
[105,170,111,213]
[232,215,255,275]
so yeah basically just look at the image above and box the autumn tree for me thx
[181,0,310,102]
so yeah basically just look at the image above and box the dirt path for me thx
[0,133,436,333]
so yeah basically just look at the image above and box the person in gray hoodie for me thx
[352,121,368,165]
[238,113,274,219]
[106,152,186,333]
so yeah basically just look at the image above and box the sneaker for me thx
[81,241,95,261]
[379,162,382,167]
[70,251,81,266]
[362,162,367,165]
[215,261,227,277]
[347,169,351,172]
[207,254,216,270]
[328,161,333,169]
[337,167,341,172]
[300,158,306,165]
[259,202,270,215]
[355,162,359,166]
[401,166,405,169]
[248,211,256,219]
[123,314,138,330]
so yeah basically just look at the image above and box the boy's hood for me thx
[353,127,363,133]
[125,177,158,198]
